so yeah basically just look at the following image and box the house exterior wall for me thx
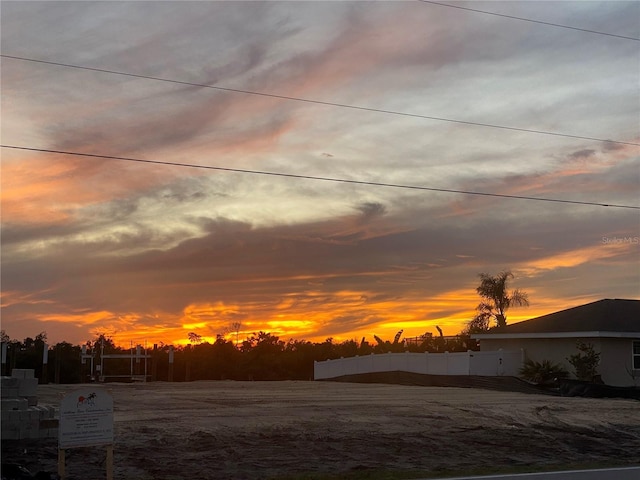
[479,337,640,387]
[599,338,640,387]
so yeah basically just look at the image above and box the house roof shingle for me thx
[492,298,640,334]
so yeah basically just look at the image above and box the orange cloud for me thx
[1,150,180,226]
[522,242,633,273]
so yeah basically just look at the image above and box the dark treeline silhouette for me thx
[0,329,477,383]
[1,272,524,384]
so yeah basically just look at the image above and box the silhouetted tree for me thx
[49,342,82,383]
[188,332,203,344]
[372,331,405,353]
[244,332,286,380]
[229,321,243,347]
[471,270,529,329]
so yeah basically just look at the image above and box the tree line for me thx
[1,271,529,383]
[0,330,477,383]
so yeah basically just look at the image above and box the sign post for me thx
[58,387,114,479]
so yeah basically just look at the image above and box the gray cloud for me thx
[568,149,596,160]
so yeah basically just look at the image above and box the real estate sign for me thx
[59,387,114,449]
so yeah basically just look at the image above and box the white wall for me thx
[599,339,639,387]
[314,350,523,380]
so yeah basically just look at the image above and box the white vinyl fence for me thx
[314,349,524,380]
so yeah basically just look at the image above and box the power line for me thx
[2,144,638,210]
[1,54,638,148]
[418,1,640,41]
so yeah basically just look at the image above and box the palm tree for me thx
[474,270,529,328]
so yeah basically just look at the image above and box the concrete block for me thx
[1,397,28,410]
[34,405,49,418]
[2,398,22,411]
[26,396,38,406]
[1,387,18,398]
[18,378,38,396]
[37,404,55,418]
[1,376,19,387]
[2,377,19,399]
[11,369,35,379]
[1,409,12,422]
[1,425,20,440]
[2,414,21,428]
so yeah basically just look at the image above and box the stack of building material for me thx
[1,369,58,440]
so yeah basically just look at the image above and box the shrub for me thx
[567,341,600,381]
[519,359,569,385]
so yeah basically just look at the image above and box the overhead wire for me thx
[2,6,638,210]
[2,145,639,210]
[1,54,638,147]
[417,1,640,41]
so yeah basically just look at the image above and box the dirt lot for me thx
[2,380,640,479]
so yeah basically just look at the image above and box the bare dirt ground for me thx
[3,380,640,479]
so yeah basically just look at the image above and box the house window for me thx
[634,341,640,370]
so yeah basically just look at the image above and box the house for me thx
[472,298,640,387]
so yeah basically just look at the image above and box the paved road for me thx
[429,466,640,480]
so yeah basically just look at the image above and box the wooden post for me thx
[106,444,114,480]
[58,449,65,479]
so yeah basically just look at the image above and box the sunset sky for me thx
[1,1,639,348]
